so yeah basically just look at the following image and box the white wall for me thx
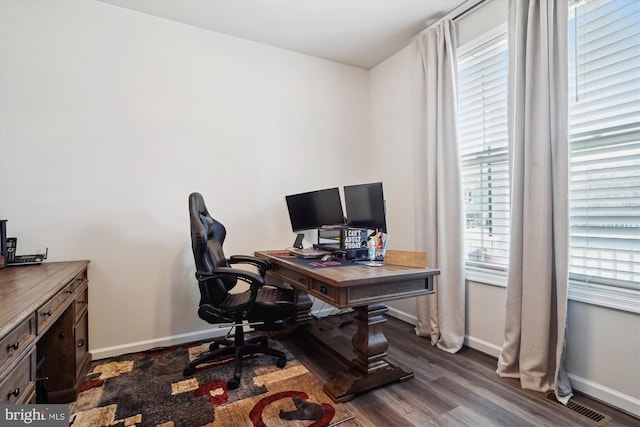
[368,45,419,321]
[0,0,369,355]
[2,0,638,417]
[368,5,639,417]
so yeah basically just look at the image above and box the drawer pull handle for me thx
[77,300,87,304]
[7,341,19,351]
[320,285,328,294]
[42,310,52,317]
[8,388,20,398]
[58,332,66,340]
[78,339,85,348]
[65,289,74,294]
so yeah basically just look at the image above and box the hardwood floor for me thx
[280,313,639,427]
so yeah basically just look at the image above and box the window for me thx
[568,0,640,292]
[456,0,639,307]
[457,33,510,276]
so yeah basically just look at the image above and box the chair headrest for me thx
[188,192,230,275]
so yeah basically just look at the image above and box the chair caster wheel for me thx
[183,367,195,376]
[227,377,240,390]
[276,357,286,368]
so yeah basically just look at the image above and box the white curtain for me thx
[496,0,573,404]
[411,20,465,354]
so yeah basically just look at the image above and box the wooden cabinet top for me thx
[0,260,90,338]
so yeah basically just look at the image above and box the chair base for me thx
[183,327,287,390]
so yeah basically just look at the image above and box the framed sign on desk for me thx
[255,250,440,402]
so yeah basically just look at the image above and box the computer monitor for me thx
[344,182,387,232]
[285,187,345,232]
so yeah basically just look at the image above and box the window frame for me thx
[454,6,640,313]
[457,26,510,286]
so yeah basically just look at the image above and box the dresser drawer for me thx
[0,314,36,379]
[74,284,89,322]
[310,278,338,304]
[271,265,309,289]
[0,349,36,404]
[71,269,88,293]
[37,283,74,335]
[75,312,89,375]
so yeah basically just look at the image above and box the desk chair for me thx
[184,192,295,389]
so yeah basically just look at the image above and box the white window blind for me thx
[457,34,510,272]
[568,0,640,290]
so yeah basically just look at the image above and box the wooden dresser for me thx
[0,260,91,404]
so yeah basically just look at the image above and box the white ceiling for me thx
[98,0,468,69]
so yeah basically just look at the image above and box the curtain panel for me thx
[411,20,465,354]
[496,0,573,404]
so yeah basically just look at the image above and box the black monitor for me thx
[344,182,387,232]
[285,187,345,232]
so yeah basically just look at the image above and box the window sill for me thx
[567,280,640,315]
[465,266,507,287]
[465,267,640,315]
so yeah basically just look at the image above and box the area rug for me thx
[69,339,357,427]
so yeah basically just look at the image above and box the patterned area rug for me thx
[69,338,357,427]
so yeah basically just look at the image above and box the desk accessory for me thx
[383,250,427,267]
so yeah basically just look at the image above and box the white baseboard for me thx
[91,327,228,360]
[92,307,341,360]
[569,373,640,418]
[387,306,418,325]
[463,335,502,358]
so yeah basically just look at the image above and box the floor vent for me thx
[543,392,612,425]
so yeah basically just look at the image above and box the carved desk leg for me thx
[323,302,414,402]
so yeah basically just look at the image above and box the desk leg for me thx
[323,303,414,402]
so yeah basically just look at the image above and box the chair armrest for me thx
[196,267,264,290]
[228,255,271,277]
[196,267,263,316]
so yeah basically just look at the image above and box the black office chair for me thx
[184,192,295,389]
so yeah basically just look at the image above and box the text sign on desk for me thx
[341,228,367,250]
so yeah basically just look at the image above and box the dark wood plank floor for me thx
[279,313,639,427]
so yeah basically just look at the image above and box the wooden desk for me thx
[0,261,91,404]
[255,251,439,402]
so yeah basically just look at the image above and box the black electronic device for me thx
[344,247,369,261]
[293,233,304,249]
[344,182,387,232]
[8,247,48,266]
[285,187,345,232]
